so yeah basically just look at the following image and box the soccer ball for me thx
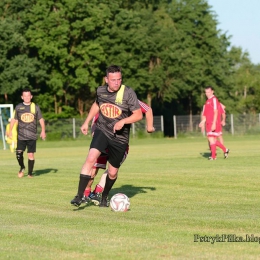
[110,193,130,212]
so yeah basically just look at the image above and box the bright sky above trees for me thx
[208,0,260,64]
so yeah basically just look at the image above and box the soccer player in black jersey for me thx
[71,65,142,207]
[9,89,46,178]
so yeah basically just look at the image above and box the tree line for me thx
[0,0,260,121]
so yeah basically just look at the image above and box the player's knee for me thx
[28,153,34,160]
[16,150,23,160]
[107,170,117,180]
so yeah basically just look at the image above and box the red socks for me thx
[84,185,104,197]
[84,188,91,197]
[94,184,104,193]
[216,141,226,152]
[210,143,217,159]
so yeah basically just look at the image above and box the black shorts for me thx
[90,129,128,168]
[17,140,37,153]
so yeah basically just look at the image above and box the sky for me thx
[207,0,260,64]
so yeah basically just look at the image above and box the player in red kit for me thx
[199,86,229,160]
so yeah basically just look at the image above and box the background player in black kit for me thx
[71,65,142,207]
[9,88,46,178]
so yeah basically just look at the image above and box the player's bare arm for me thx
[221,112,226,126]
[39,118,46,140]
[113,108,142,133]
[145,108,155,133]
[81,102,100,135]
[199,116,206,128]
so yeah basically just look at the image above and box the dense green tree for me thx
[25,0,112,117]
[102,2,181,107]
[0,0,259,121]
[0,1,47,103]
[103,0,234,115]
[227,47,260,114]
[164,0,234,115]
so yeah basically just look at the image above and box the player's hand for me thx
[8,133,13,139]
[211,123,216,131]
[146,126,155,133]
[221,120,226,126]
[199,121,205,128]
[40,132,46,140]
[200,125,205,133]
[81,123,89,135]
[113,120,125,133]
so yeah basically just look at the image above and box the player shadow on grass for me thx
[33,168,58,176]
[200,152,211,158]
[109,184,156,199]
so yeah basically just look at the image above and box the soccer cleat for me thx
[89,192,101,206]
[18,167,25,178]
[99,196,109,207]
[27,174,33,178]
[208,157,216,160]
[224,149,230,159]
[70,195,84,207]
[83,195,91,204]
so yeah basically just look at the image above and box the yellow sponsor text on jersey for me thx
[21,113,35,123]
[100,104,122,118]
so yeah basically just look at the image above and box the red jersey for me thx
[202,95,222,137]
[138,100,150,114]
[202,95,219,123]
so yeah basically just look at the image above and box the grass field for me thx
[1,136,260,259]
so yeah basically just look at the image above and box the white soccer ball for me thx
[110,193,130,212]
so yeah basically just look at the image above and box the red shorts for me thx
[93,151,108,169]
[206,122,222,137]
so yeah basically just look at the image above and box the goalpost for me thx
[0,104,14,150]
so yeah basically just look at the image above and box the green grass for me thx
[1,136,260,259]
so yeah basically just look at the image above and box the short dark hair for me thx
[205,86,214,91]
[22,88,32,94]
[106,65,122,76]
